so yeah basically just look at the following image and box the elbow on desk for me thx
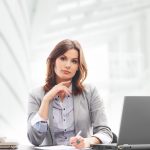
[27,133,42,146]
[27,127,46,146]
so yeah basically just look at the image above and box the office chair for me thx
[112,132,117,143]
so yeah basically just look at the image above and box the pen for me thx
[76,130,82,137]
[70,130,82,145]
[76,130,82,145]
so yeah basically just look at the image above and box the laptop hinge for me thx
[118,144,131,150]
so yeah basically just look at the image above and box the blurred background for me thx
[0,0,150,144]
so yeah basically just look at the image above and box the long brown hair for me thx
[44,39,87,95]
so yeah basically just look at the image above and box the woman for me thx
[27,39,113,149]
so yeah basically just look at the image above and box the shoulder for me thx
[82,83,101,100]
[83,83,98,94]
[82,83,104,108]
[82,82,103,100]
[29,86,45,99]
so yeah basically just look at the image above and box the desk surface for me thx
[19,145,33,150]
[16,145,93,150]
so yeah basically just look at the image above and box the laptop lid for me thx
[91,96,150,150]
[118,96,150,145]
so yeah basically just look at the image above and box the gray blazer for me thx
[27,84,113,146]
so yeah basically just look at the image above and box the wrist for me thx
[87,136,101,146]
[43,95,52,103]
[84,138,91,148]
[85,136,102,147]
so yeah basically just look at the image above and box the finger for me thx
[55,85,71,94]
[64,89,72,95]
[76,137,83,144]
[74,141,84,149]
[70,137,77,145]
[76,143,84,149]
[62,86,72,95]
[74,137,84,147]
[70,141,76,146]
[60,80,71,87]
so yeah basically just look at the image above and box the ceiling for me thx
[29,0,150,55]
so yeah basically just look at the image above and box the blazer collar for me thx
[73,93,83,134]
[48,102,56,144]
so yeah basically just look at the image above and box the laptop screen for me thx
[118,96,150,145]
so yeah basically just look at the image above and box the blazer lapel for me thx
[48,102,56,144]
[73,94,82,134]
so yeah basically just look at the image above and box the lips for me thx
[62,70,71,74]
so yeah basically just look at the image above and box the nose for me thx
[65,60,71,68]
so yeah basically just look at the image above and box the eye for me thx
[60,56,66,61]
[72,59,78,64]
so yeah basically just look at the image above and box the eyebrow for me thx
[62,54,78,60]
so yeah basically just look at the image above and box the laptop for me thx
[91,96,150,150]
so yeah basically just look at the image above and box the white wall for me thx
[0,0,30,143]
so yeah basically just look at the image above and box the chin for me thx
[63,77,72,81]
[58,75,71,81]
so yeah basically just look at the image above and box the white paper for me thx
[34,145,90,150]
[35,145,77,150]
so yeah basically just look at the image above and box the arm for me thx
[27,88,48,146]
[27,81,72,146]
[70,84,113,148]
[89,85,113,143]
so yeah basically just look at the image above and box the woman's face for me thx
[54,49,79,83]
